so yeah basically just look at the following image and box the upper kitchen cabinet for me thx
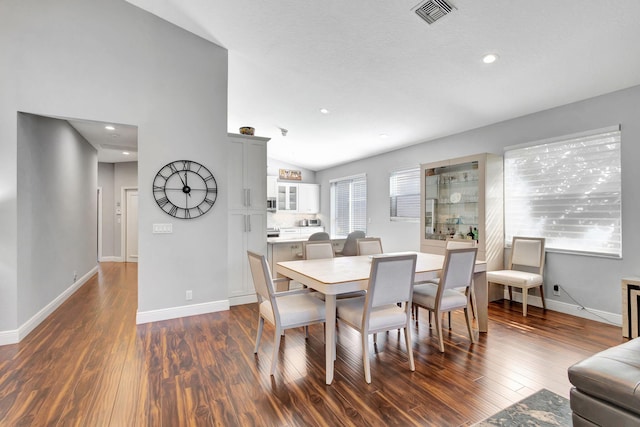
[277,183,298,212]
[228,134,268,211]
[420,153,504,271]
[298,183,320,214]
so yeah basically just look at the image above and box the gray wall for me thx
[17,114,98,326]
[98,163,115,258]
[267,157,317,183]
[0,0,228,331]
[317,85,640,316]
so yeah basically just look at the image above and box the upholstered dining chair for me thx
[303,240,334,260]
[487,236,546,316]
[297,232,332,258]
[356,237,383,256]
[247,251,326,375]
[412,247,477,353]
[336,253,417,384]
[414,239,478,325]
[336,230,366,256]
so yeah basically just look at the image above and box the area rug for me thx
[475,389,571,426]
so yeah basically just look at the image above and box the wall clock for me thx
[153,160,218,219]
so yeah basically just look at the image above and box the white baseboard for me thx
[136,300,230,324]
[502,290,622,326]
[229,293,258,306]
[0,266,99,346]
[99,256,122,262]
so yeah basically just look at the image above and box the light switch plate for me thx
[153,223,173,234]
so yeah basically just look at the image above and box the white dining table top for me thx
[276,251,486,294]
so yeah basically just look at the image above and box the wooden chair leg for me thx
[447,312,452,329]
[539,285,546,310]
[363,333,371,384]
[508,285,513,301]
[254,316,264,354]
[464,307,475,343]
[404,327,415,372]
[271,327,282,375]
[434,311,445,353]
[522,288,528,317]
[470,286,477,319]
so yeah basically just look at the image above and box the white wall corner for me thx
[136,300,230,324]
[0,329,20,346]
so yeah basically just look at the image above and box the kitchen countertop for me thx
[267,237,346,244]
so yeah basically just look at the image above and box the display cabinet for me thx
[420,153,504,272]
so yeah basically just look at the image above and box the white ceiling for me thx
[67,119,138,163]
[119,0,640,171]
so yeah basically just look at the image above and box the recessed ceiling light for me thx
[482,53,499,64]
[122,151,130,155]
[379,133,388,138]
[320,108,329,114]
[105,125,115,130]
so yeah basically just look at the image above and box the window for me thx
[330,174,367,238]
[389,167,420,221]
[504,126,621,257]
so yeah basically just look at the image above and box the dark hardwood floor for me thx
[0,262,624,426]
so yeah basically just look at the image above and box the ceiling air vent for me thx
[413,0,456,25]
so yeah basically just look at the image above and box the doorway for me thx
[123,188,139,263]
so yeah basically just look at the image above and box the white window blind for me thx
[331,174,367,238]
[390,167,420,221]
[504,126,622,257]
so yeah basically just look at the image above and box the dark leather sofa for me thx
[568,337,640,426]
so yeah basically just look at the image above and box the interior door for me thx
[125,189,139,263]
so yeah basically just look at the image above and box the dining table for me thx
[276,251,488,385]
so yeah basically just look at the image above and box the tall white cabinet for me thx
[228,133,269,305]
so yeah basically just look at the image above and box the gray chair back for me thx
[308,232,330,241]
[341,230,366,256]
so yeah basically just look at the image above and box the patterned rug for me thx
[475,389,571,426]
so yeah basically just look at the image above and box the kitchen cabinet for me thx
[229,134,267,211]
[277,183,298,211]
[228,133,269,305]
[267,176,278,199]
[298,183,320,213]
[420,153,504,273]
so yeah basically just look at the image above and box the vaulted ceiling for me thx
[123,0,640,170]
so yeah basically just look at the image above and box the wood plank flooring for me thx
[0,262,625,426]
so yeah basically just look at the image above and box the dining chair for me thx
[296,232,332,258]
[336,253,417,384]
[412,247,477,353]
[487,236,546,316]
[414,239,478,325]
[336,230,366,256]
[303,240,334,260]
[308,231,330,241]
[247,251,326,375]
[356,237,383,256]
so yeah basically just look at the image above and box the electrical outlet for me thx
[73,271,78,282]
[186,290,193,300]
[553,284,560,296]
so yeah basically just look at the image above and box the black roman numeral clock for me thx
[153,160,218,219]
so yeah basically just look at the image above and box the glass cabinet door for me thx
[424,161,479,241]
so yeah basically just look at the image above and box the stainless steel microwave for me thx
[308,219,321,226]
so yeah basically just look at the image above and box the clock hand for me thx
[185,172,191,197]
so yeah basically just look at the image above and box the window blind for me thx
[504,127,622,257]
[331,174,367,237]
[390,167,420,221]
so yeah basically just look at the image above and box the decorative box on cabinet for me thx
[420,153,504,279]
[228,133,269,306]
